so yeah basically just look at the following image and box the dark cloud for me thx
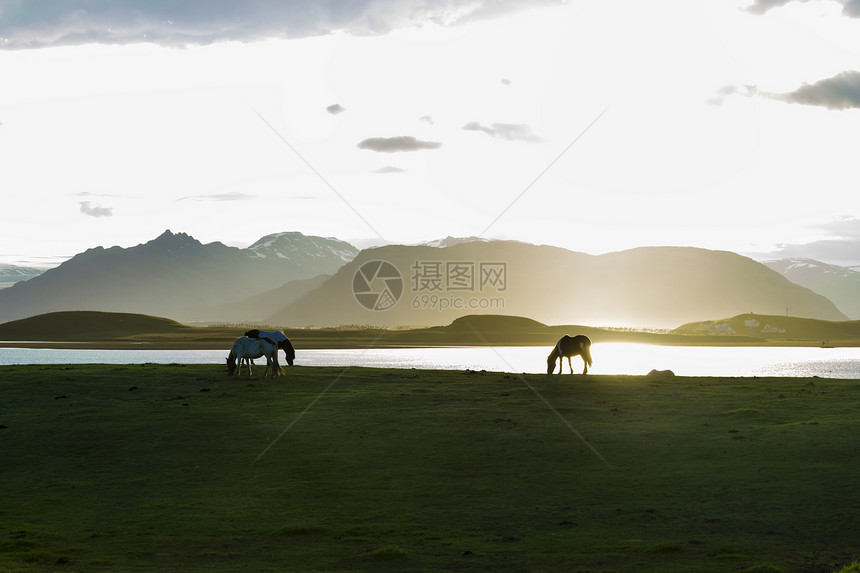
[744,0,797,15]
[762,218,860,267]
[745,0,860,16]
[0,1,562,49]
[357,136,441,152]
[462,121,542,142]
[730,71,860,110]
[326,103,346,115]
[79,201,112,217]
[772,71,860,110]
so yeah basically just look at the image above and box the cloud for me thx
[462,121,542,142]
[373,166,406,174]
[326,103,346,115]
[771,71,860,110]
[357,136,441,152]
[178,192,257,201]
[706,85,739,106]
[729,71,860,110]
[0,1,562,49]
[72,191,121,198]
[79,201,112,217]
[745,0,860,16]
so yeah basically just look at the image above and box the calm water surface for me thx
[1,344,860,378]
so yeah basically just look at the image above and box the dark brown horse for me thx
[547,334,593,374]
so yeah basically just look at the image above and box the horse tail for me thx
[226,349,237,375]
[271,345,281,376]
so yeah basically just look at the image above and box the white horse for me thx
[547,334,593,374]
[226,337,281,377]
[245,329,295,366]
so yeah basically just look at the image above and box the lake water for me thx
[1,344,860,378]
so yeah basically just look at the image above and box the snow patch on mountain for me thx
[246,232,358,263]
[419,236,490,248]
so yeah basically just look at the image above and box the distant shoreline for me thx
[0,339,852,350]
[1,311,858,350]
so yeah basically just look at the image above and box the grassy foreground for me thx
[1,364,858,572]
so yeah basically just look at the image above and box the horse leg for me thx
[567,356,573,374]
[581,358,588,375]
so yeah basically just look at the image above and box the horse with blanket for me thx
[245,329,295,366]
[226,336,281,377]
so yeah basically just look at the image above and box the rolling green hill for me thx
[0,311,193,341]
[3,311,860,349]
[674,313,860,344]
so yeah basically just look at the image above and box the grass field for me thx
[1,364,858,572]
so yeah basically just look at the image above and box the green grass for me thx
[1,364,858,572]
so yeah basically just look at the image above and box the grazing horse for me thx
[245,329,295,366]
[547,334,593,374]
[226,337,281,377]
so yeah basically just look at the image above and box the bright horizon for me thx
[2,0,860,269]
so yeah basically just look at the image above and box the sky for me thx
[1,0,859,268]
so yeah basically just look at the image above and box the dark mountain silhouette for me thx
[0,230,357,323]
[268,243,847,328]
[764,258,860,319]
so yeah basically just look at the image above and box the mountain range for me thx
[0,232,854,328]
[0,265,44,289]
[0,231,357,324]
[763,259,860,320]
[270,242,846,328]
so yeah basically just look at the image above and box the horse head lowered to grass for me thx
[547,334,593,375]
[245,329,295,366]
[226,336,281,377]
